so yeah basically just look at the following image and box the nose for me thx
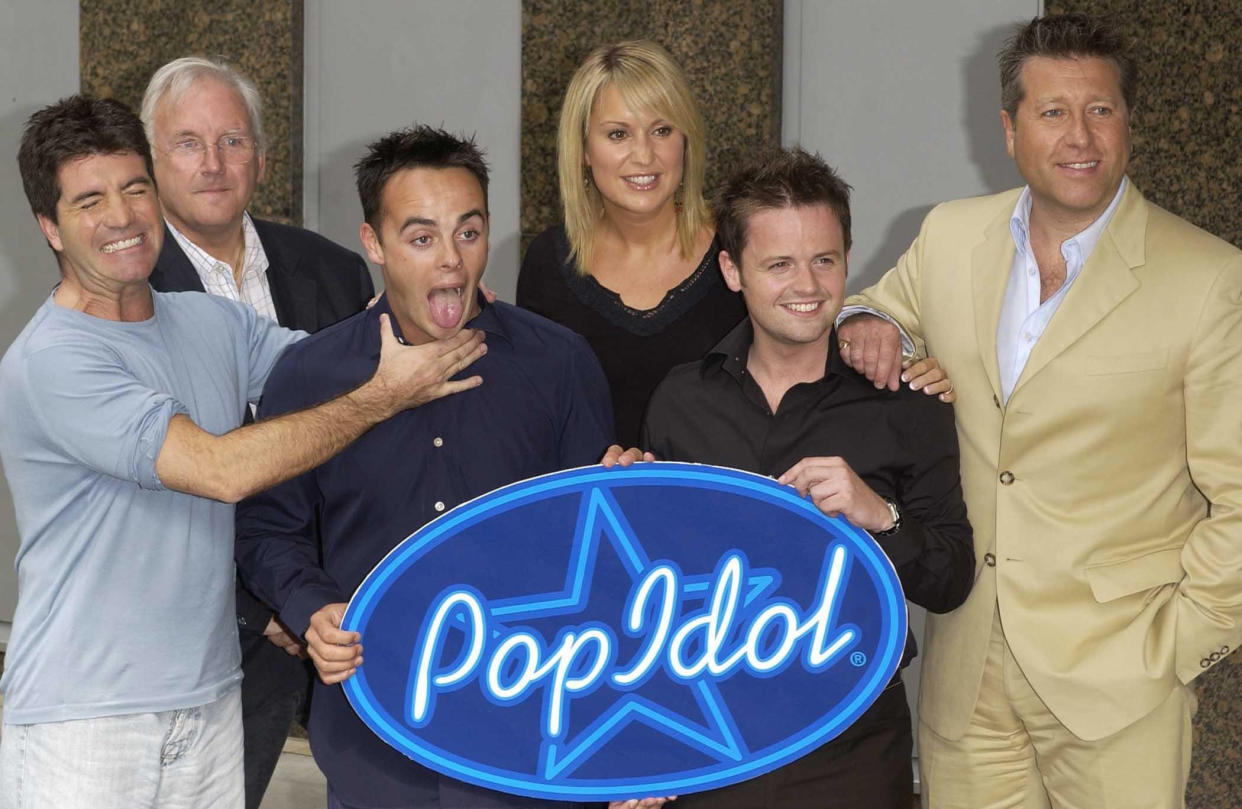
[790,261,820,295]
[200,141,225,174]
[441,237,463,269]
[102,190,136,230]
[1064,110,1091,148]
[631,133,655,165]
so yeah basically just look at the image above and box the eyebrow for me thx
[398,209,485,233]
[758,249,844,263]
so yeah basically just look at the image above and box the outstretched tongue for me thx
[428,288,463,330]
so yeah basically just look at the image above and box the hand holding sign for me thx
[778,457,894,533]
[600,444,656,467]
[306,602,363,684]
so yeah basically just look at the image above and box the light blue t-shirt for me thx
[0,290,302,724]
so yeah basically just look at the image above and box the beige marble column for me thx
[80,0,304,224]
[520,0,783,246]
[1047,4,1242,804]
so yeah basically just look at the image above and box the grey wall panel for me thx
[303,0,522,301]
[0,1,80,642]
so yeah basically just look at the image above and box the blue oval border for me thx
[342,462,907,800]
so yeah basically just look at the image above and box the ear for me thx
[1001,109,1016,159]
[359,222,385,266]
[719,250,743,293]
[254,147,267,186]
[36,213,64,253]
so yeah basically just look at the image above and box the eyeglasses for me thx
[161,134,257,165]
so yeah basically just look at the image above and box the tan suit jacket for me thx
[850,181,1242,741]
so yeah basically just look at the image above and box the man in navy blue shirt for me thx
[234,126,613,809]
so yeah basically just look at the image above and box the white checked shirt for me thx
[165,213,279,324]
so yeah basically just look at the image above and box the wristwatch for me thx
[874,499,902,536]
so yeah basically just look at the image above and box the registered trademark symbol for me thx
[850,652,867,667]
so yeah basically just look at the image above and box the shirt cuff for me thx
[282,582,349,640]
[835,305,916,358]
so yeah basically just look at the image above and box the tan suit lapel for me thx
[1009,183,1147,401]
[972,204,1015,404]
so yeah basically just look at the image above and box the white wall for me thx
[783,0,1041,777]
[784,0,1037,292]
[0,2,81,644]
[303,0,523,301]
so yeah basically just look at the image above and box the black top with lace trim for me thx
[517,224,746,446]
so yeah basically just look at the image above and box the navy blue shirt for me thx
[235,295,612,808]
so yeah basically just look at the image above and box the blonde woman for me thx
[517,40,745,446]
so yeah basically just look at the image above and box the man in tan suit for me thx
[838,14,1242,809]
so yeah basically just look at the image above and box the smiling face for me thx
[584,82,685,220]
[1002,55,1131,231]
[360,167,487,345]
[37,151,163,294]
[151,76,265,243]
[720,204,847,353]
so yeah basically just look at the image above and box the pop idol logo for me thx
[343,463,906,801]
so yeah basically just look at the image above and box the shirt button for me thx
[433,437,444,448]
[999,471,1015,485]
[984,552,996,567]
[434,501,446,512]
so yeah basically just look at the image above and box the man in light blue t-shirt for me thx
[0,95,487,809]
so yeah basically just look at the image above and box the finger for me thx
[315,663,359,685]
[307,634,363,664]
[377,313,397,349]
[777,456,843,487]
[938,386,957,403]
[310,619,361,647]
[430,375,485,400]
[643,451,656,462]
[442,342,488,381]
[600,444,626,468]
[872,337,899,391]
[436,327,483,355]
[617,447,646,467]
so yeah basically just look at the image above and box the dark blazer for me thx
[149,216,374,707]
[150,217,375,335]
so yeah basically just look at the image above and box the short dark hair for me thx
[354,124,489,232]
[715,146,852,261]
[999,14,1137,120]
[18,94,154,223]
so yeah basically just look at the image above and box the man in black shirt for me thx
[624,147,973,808]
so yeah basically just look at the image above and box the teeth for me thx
[784,302,820,313]
[626,175,656,185]
[1063,161,1098,169]
[101,235,143,254]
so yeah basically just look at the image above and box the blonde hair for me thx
[556,40,710,274]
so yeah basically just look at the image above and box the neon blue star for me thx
[475,486,780,780]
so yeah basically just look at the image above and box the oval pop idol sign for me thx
[342,462,906,801]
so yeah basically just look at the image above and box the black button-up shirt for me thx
[235,295,611,808]
[642,319,974,636]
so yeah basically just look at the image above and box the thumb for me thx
[378,313,398,350]
[326,604,347,628]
